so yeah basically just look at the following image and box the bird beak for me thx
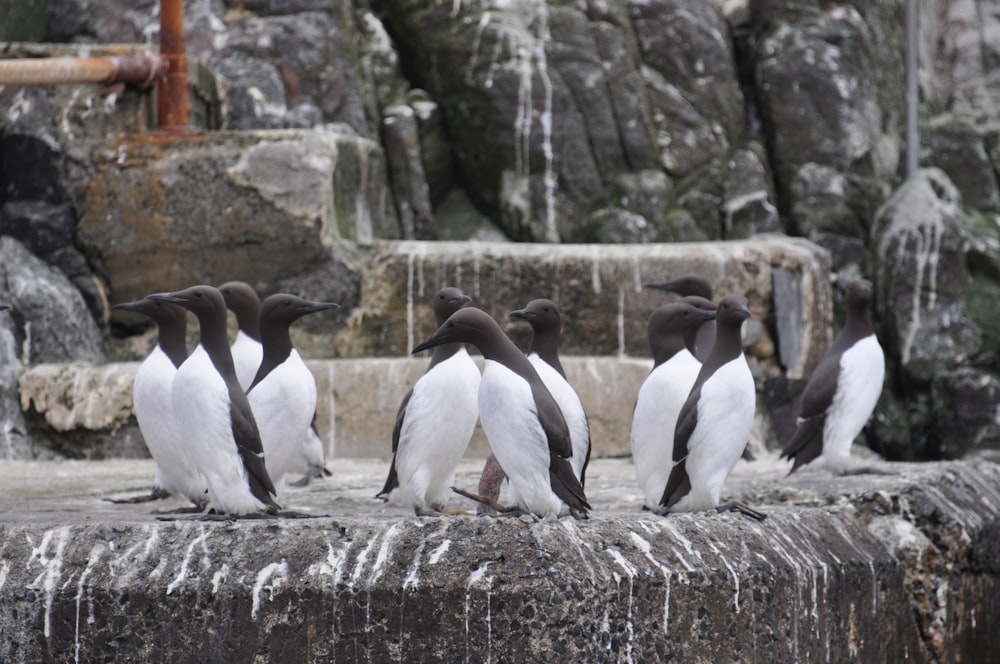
[696,309,718,322]
[643,281,671,291]
[146,292,184,304]
[509,308,533,321]
[451,294,472,307]
[735,306,752,320]
[412,332,447,354]
[112,300,143,312]
[299,301,340,314]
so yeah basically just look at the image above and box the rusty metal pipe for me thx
[0,51,167,86]
[158,0,191,130]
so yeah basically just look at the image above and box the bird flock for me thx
[105,274,884,521]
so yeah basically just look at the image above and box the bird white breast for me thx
[393,349,481,510]
[132,346,207,502]
[629,349,701,510]
[231,331,262,392]
[172,345,263,515]
[673,356,755,512]
[821,335,885,472]
[479,360,565,517]
[247,349,316,494]
[528,353,589,481]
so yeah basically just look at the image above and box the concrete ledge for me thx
[1,457,997,662]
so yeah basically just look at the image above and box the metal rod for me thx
[904,0,920,179]
[0,52,167,86]
[157,0,190,130]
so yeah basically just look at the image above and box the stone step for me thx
[19,355,772,461]
[18,235,833,460]
[328,236,832,379]
[0,456,996,662]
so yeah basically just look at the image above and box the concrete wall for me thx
[0,457,996,662]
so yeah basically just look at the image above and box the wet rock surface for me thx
[0,456,996,662]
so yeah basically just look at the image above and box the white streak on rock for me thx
[74,544,105,664]
[211,564,229,596]
[251,560,288,620]
[428,539,451,565]
[26,526,71,639]
[166,527,209,595]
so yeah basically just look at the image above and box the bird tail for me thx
[549,455,591,513]
[660,457,691,510]
[375,458,400,499]
[779,415,826,475]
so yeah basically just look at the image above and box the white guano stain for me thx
[166,527,210,595]
[26,526,71,639]
[251,561,289,620]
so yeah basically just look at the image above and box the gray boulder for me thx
[753,2,902,238]
[722,146,780,239]
[205,11,375,135]
[0,237,102,364]
[918,0,1000,117]
[932,368,1000,458]
[870,169,996,460]
[379,0,664,241]
[874,169,980,385]
[0,237,104,459]
[76,128,382,311]
[920,114,1000,213]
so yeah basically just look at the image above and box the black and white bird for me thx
[780,279,885,475]
[412,307,590,518]
[509,298,590,484]
[377,287,481,515]
[630,301,715,511]
[220,280,331,485]
[148,285,279,516]
[246,294,339,499]
[659,295,764,520]
[111,297,208,509]
[645,273,716,360]
[217,281,263,391]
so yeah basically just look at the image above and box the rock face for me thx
[0,457,996,662]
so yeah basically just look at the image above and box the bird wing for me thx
[578,415,592,489]
[672,385,702,462]
[659,385,702,508]
[797,354,841,420]
[660,458,692,509]
[531,383,573,460]
[391,387,414,454]
[229,390,279,507]
[778,353,840,472]
[376,386,414,498]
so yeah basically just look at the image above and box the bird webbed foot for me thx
[715,501,767,521]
